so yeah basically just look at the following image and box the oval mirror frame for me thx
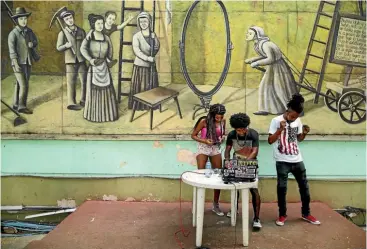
[179,0,233,98]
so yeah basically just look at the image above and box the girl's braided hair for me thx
[193,104,226,143]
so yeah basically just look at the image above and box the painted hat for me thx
[59,9,75,19]
[137,11,152,30]
[137,11,151,21]
[11,7,31,19]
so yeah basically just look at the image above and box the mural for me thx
[244,26,298,116]
[1,0,366,136]
[54,7,87,111]
[5,5,39,116]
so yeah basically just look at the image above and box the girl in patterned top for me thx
[191,104,226,216]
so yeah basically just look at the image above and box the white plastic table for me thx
[182,169,258,247]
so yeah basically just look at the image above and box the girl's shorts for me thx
[196,143,221,157]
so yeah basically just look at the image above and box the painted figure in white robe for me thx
[245,26,298,115]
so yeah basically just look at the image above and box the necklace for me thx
[236,132,248,147]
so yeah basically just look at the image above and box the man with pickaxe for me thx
[50,7,86,111]
[7,7,39,115]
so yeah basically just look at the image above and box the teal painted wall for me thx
[1,140,365,179]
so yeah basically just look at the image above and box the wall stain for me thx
[102,194,118,201]
[57,199,76,208]
[176,149,197,166]
[125,197,136,202]
[153,141,164,148]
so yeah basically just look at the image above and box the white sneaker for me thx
[212,204,224,216]
[226,211,239,218]
[253,219,262,228]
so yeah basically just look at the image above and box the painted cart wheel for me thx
[337,90,366,124]
[324,89,339,112]
[179,0,232,98]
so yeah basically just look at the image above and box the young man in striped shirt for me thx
[268,94,320,226]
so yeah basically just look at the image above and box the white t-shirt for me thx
[268,115,303,163]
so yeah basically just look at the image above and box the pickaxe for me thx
[49,6,76,54]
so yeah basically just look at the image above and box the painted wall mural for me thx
[1,0,366,137]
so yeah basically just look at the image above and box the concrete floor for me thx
[20,201,366,249]
[1,235,45,249]
[1,75,365,135]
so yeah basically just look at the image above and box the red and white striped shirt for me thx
[269,115,303,163]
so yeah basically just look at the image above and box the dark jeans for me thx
[276,161,310,217]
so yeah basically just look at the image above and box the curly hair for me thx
[193,104,226,143]
[229,113,250,129]
[287,93,304,114]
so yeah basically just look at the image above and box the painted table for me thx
[130,87,183,130]
[182,169,258,247]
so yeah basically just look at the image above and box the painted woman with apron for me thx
[80,14,118,122]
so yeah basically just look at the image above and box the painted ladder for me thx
[298,0,341,104]
[117,0,157,103]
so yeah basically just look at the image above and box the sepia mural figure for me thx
[85,12,134,39]
[85,11,134,68]
[56,9,87,111]
[128,12,160,110]
[245,26,298,116]
[103,11,134,37]
[80,14,118,123]
[8,7,39,114]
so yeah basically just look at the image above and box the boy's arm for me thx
[247,147,258,160]
[268,119,286,144]
[224,131,234,159]
[297,120,309,142]
[248,130,259,159]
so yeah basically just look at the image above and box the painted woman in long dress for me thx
[128,11,160,110]
[245,26,298,115]
[80,14,118,122]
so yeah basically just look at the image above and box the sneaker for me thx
[212,204,224,216]
[253,219,262,228]
[302,215,321,225]
[226,211,239,218]
[275,216,287,226]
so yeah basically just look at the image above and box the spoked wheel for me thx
[337,91,366,124]
[324,89,339,112]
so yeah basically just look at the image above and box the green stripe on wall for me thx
[1,140,365,179]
